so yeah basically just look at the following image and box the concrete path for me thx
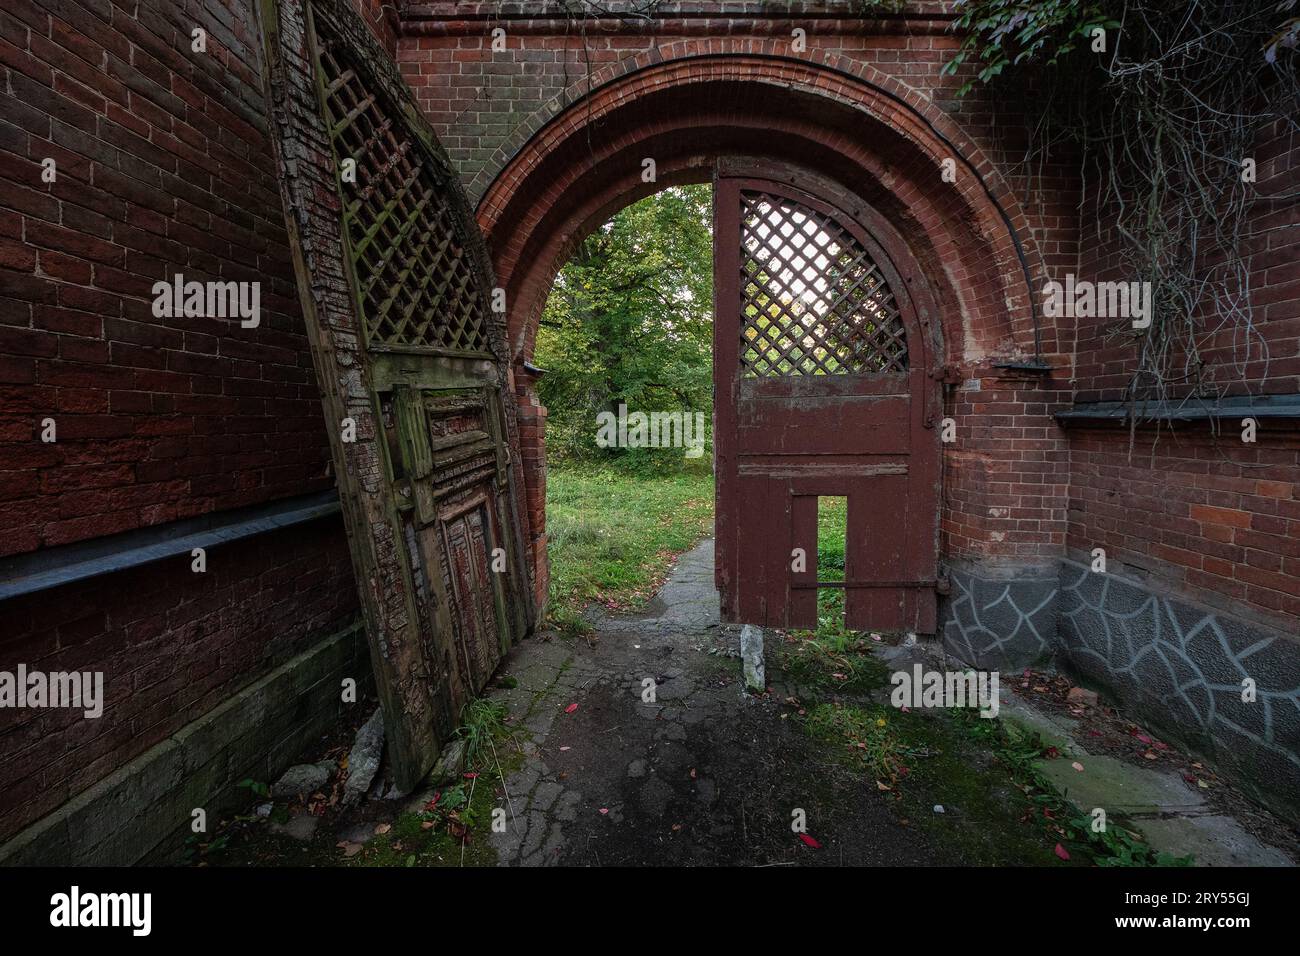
[468,538,1296,867]
[227,537,1296,867]
[478,539,942,866]
[999,690,1296,866]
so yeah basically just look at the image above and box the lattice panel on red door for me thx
[739,191,907,376]
[315,28,490,356]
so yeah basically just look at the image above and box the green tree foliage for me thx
[535,184,713,468]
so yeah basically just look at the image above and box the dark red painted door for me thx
[713,165,940,633]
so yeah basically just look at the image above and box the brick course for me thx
[1,0,1297,851]
[0,515,359,844]
[0,0,336,560]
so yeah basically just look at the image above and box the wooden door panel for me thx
[714,168,940,634]
[258,0,534,790]
[737,395,912,455]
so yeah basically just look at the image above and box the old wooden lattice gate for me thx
[259,0,532,789]
[714,166,941,635]
[259,2,941,785]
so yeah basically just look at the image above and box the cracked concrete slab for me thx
[474,539,1293,867]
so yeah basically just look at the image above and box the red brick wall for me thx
[1072,116,1300,402]
[1065,111,1300,627]
[944,368,1071,568]
[1067,428,1300,626]
[0,0,385,842]
[397,2,1082,595]
[356,0,399,57]
[399,2,1300,633]
[0,516,359,844]
[0,0,335,559]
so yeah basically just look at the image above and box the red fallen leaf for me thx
[1135,733,1152,744]
[463,771,478,779]
[1088,730,1103,737]
[1054,843,1070,861]
[564,703,578,713]
[598,808,609,815]
[1044,746,1060,759]
[799,833,822,849]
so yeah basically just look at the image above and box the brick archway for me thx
[474,50,1069,612]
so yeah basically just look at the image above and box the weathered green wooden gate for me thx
[255,0,534,790]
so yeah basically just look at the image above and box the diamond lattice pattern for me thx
[739,191,907,376]
[317,34,489,355]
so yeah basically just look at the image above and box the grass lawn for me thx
[544,463,714,632]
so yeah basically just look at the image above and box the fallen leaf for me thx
[420,821,434,830]
[1071,761,1085,772]
[876,781,892,791]
[798,833,822,849]
[559,746,571,752]
[1054,843,1070,861]
[374,823,391,835]
[598,807,609,815]
[1044,746,1061,759]
[564,703,578,714]
[1143,750,1158,761]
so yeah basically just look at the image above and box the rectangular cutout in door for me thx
[817,495,848,630]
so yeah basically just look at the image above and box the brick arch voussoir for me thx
[478,45,1050,368]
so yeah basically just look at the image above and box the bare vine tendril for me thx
[947,0,1300,421]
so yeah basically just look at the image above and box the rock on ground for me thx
[272,761,333,800]
[342,707,384,808]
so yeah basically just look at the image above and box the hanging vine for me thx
[944,0,1300,416]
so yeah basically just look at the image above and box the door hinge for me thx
[930,364,961,385]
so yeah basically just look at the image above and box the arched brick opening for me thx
[475,49,1069,614]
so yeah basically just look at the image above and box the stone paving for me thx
[240,537,1297,867]
[462,538,1296,867]
[475,539,941,866]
